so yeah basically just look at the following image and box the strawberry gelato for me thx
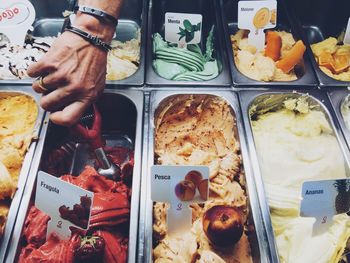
[18,161,133,262]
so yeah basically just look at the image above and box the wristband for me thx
[65,25,111,52]
[74,5,118,26]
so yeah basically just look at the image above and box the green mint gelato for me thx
[152,26,219,81]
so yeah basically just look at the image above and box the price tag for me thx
[238,0,277,50]
[344,18,350,45]
[151,165,209,235]
[0,0,36,46]
[165,12,202,48]
[35,171,94,240]
[300,179,350,235]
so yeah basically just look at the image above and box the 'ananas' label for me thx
[300,179,350,235]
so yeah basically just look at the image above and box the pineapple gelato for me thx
[0,94,38,236]
[250,95,350,263]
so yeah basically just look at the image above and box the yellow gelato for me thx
[153,95,253,262]
[0,93,38,236]
[106,32,140,81]
[311,37,350,81]
[251,96,350,263]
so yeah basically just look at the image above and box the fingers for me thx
[32,72,68,95]
[27,57,56,78]
[39,87,74,112]
[49,100,90,127]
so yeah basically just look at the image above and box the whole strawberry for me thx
[74,235,105,262]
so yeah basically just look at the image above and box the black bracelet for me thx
[74,5,118,26]
[65,25,111,52]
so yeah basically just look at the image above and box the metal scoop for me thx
[72,104,121,181]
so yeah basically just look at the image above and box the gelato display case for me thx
[2,0,350,262]
[4,91,143,263]
[140,90,273,262]
[145,0,231,87]
[0,87,45,263]
[0,0,147,86]
[329,90,350,152]
[289,0,350,86]
[240,90,350,262]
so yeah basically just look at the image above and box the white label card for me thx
[344,18,350,45]
[0,0,36,46]
[151,165,209,235]
[165,12,202,47]
[35,171,94,240]
[238,0,277,50]
[300,179,350,235]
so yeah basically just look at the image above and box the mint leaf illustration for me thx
[177,20,202,43]
[183,19,192,31]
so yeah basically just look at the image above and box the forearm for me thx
[75,0,124,42]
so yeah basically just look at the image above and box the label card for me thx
[165,12,202,47]
[300,179,350,235]
[344,18,350,45]
[151,165,209,235]
[238,0,277,50]
[0,0,36,46]
[35,171,94,240]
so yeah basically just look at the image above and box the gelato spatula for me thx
[72,104,121,181]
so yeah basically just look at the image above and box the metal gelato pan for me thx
[220,0,317,87]
[5,90,143,263]
[288,0,350,87]
[139,90,272,263]
[239,90,350,262]
[0,0,147,86]
[0,87,45,263]
[328,89,350,151]
[145,0,231,87]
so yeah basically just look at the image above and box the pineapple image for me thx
[334,180,350,214]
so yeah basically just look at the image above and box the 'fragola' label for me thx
[36,171,94,240]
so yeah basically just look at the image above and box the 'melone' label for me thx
[238,0,277,50]
[165,12,202,46]
[151,165,209,235]
[35,171,94,240]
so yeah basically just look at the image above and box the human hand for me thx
[29,14,115,126]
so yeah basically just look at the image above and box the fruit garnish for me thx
[318,51,334,71]
[265,31,282,61]
[74,235,105,261]
[276,40,306,73]
[332,54,349,74]
[203,205,243,247]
